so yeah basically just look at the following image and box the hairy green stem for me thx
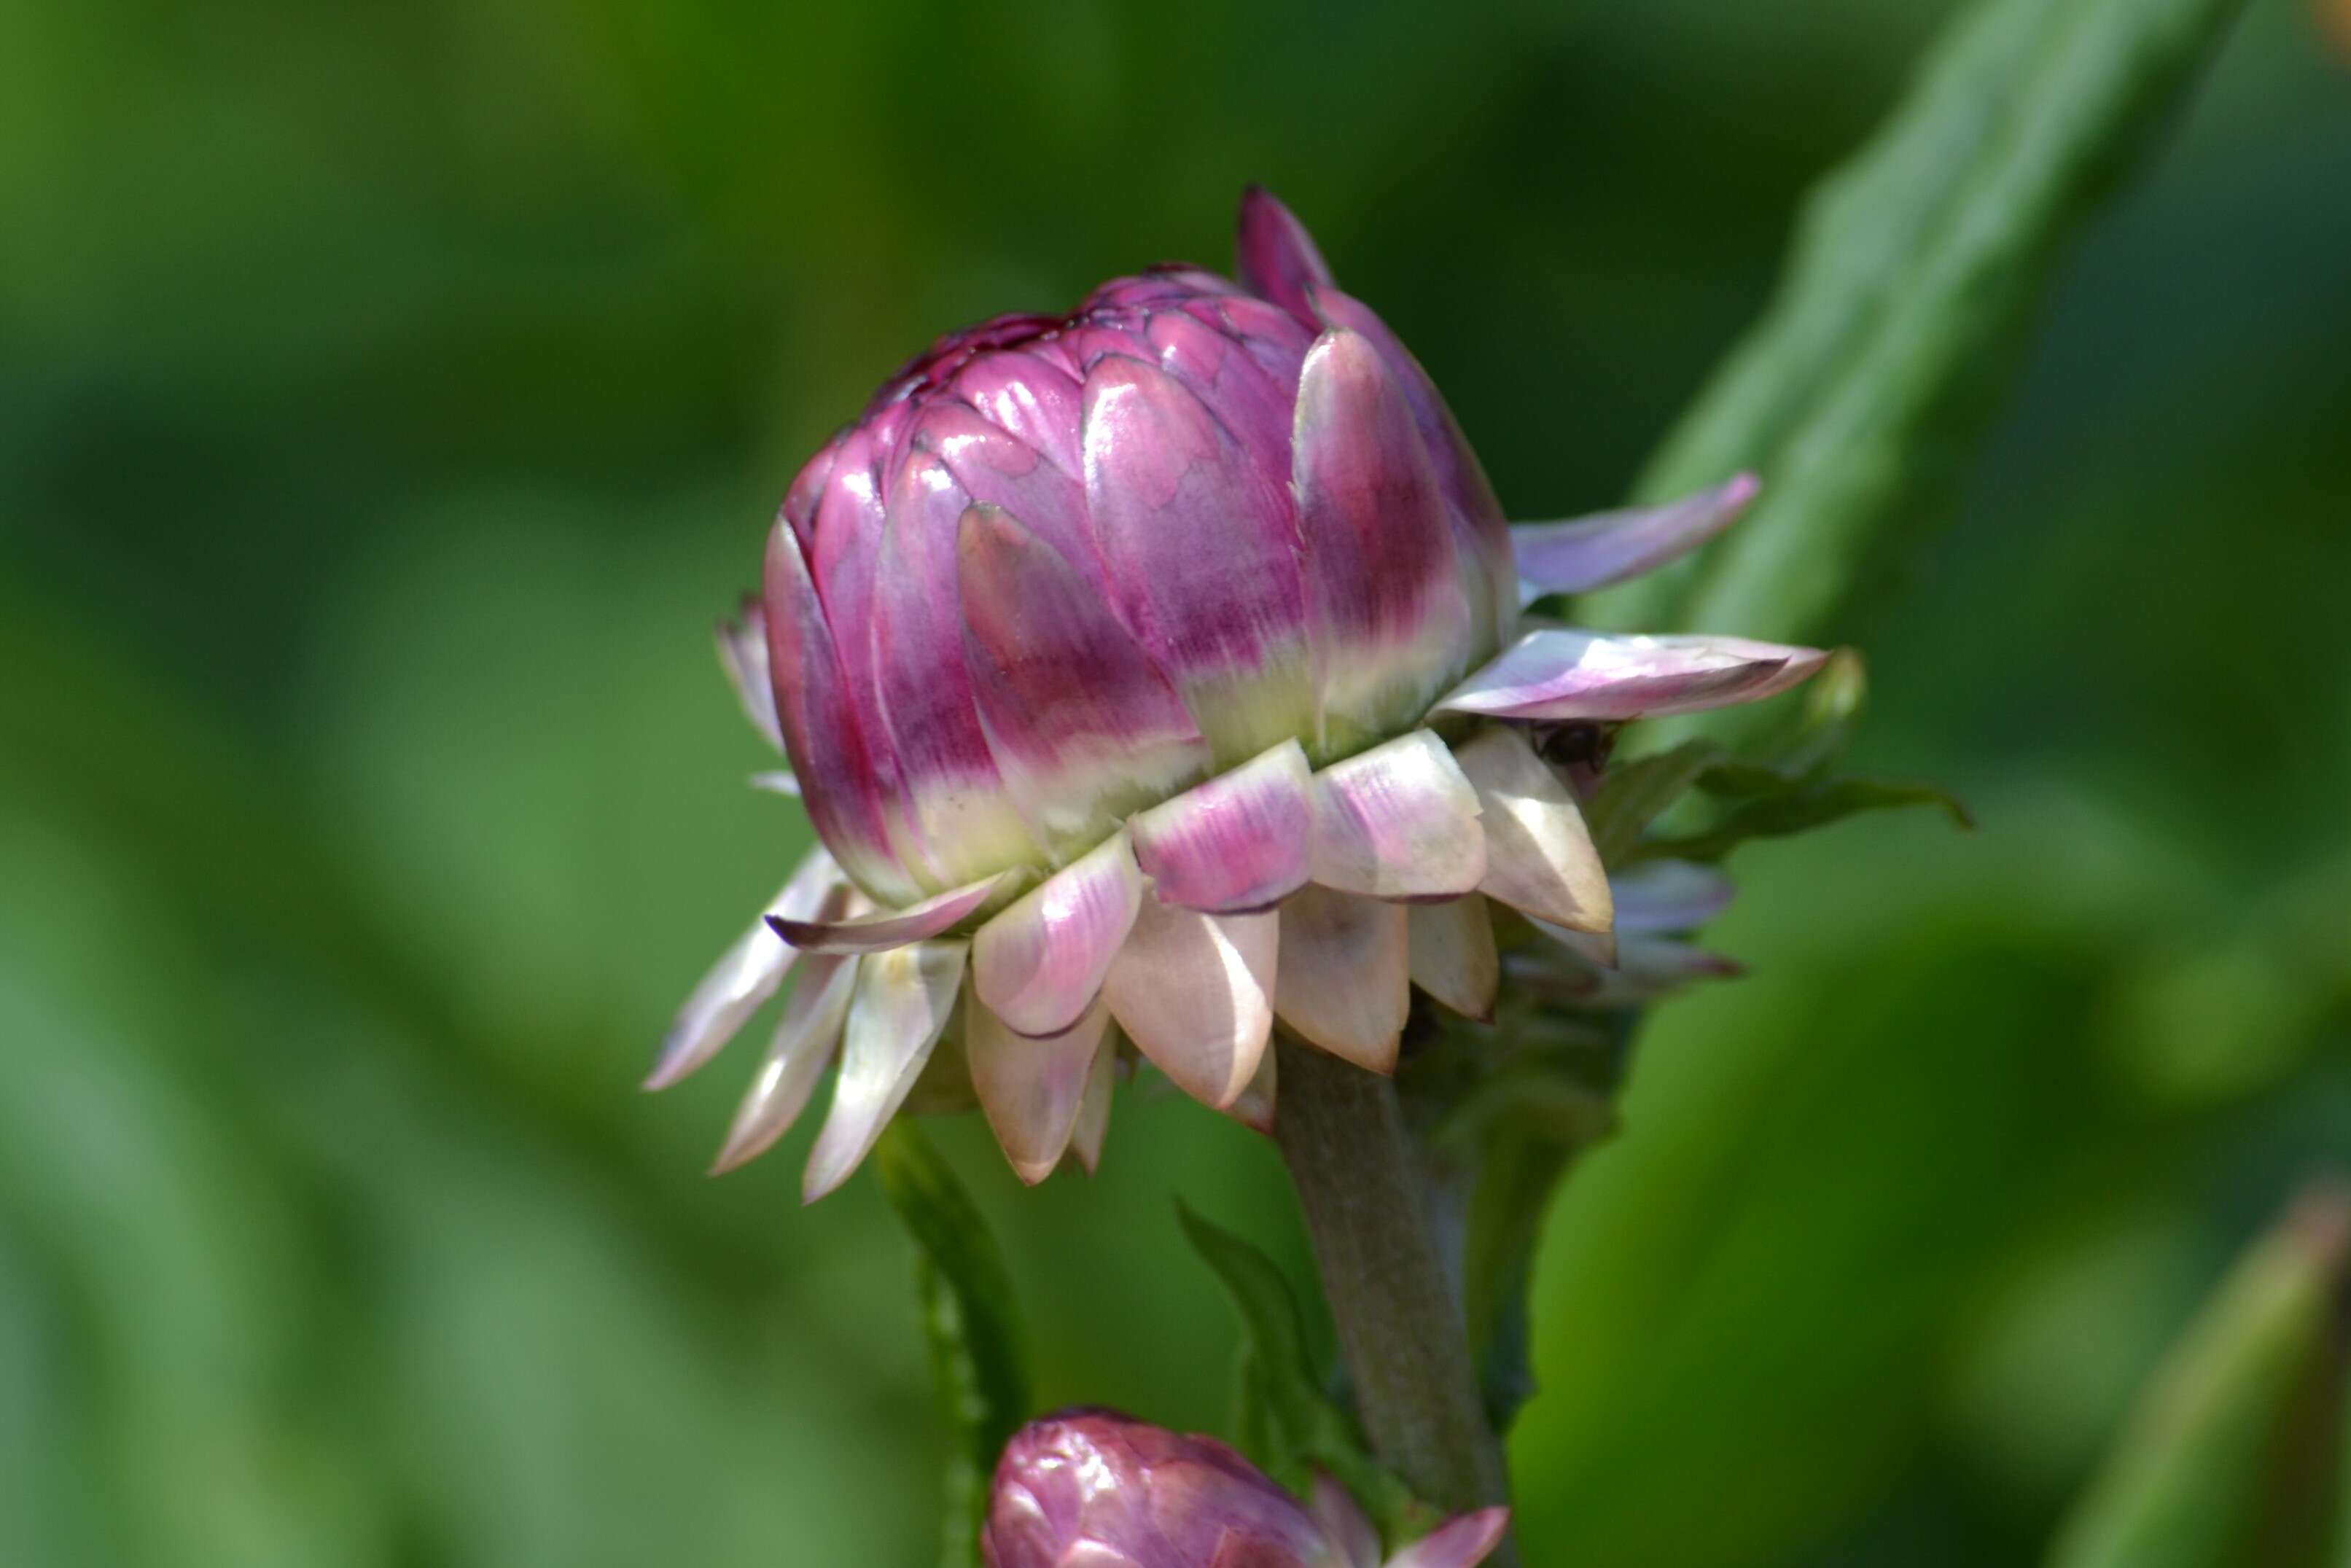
[1273,1037,1516,1563]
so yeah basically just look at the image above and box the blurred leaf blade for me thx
[1633,774,1973,866]
[872,1123,1030,1568]
[1588,0,2250,646]
[1454,1082,1618,1433]
[2050,1185,2351,1568]
[1584,741,1729,866]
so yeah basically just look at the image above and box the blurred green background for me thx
[4,0,2346,1563]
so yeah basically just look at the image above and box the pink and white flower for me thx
[650,187,1822,1197]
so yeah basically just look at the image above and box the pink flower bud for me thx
[652,188,1826,1197]
[981,1409,1508,1568]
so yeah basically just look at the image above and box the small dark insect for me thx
[1532,721,1616,771]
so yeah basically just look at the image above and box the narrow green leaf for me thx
[1233,1356,1282,1476]
[1583,741,1730,865]
[1419,1039,1626,1435]
[2051,1187,2351,1568]
[1174,1201,1324,1473]
[872,1123,1029,1568]
[1589,644,1965,865]
[1174,1202,1419,1533]
[1460,1120,1592,1431]
[1584,657,1964,868]
[1586,0,2248,646]
[1632,775,1973,865]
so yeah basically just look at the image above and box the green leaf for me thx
[1632,775,1973,866]
[1172,1201,1322,1478]
[1583,741,1729,865]
[1585,0,2249,649]
[1174,1202,1419,1535]
[1398,1011,1626,1440]
[1452,1075,1620,1432]
[1462,1132,1572,1435]
[871,1123,1030,1568]
[1583,650,1965,867]
[2051,1187,2351,1568]
[1409,1010,1628,1438]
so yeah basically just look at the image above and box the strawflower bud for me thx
[652,186,1825,1196]
[981,1408,1508,1568]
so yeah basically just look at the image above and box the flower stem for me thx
[1272,1036,1516,1564]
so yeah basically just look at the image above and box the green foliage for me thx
[1440,650,1954,1433]
[1583,652,1970,867]
[2051,1189,2350,1568]
[1174,1202,1421,1537]
[1634,772,1972,866]
[1,0,2334,1561]
[1503,0,2300,1559]
[871,1124,1030,1568]
[1428,1029,1625,1434]
[1583,741,1731,866]
[1587,0,2252,650]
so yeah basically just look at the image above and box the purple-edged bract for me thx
[650,188,1821,1198]
[982,1408,1509,1568]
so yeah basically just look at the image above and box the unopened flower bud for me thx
[981,1408,1509,1568]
